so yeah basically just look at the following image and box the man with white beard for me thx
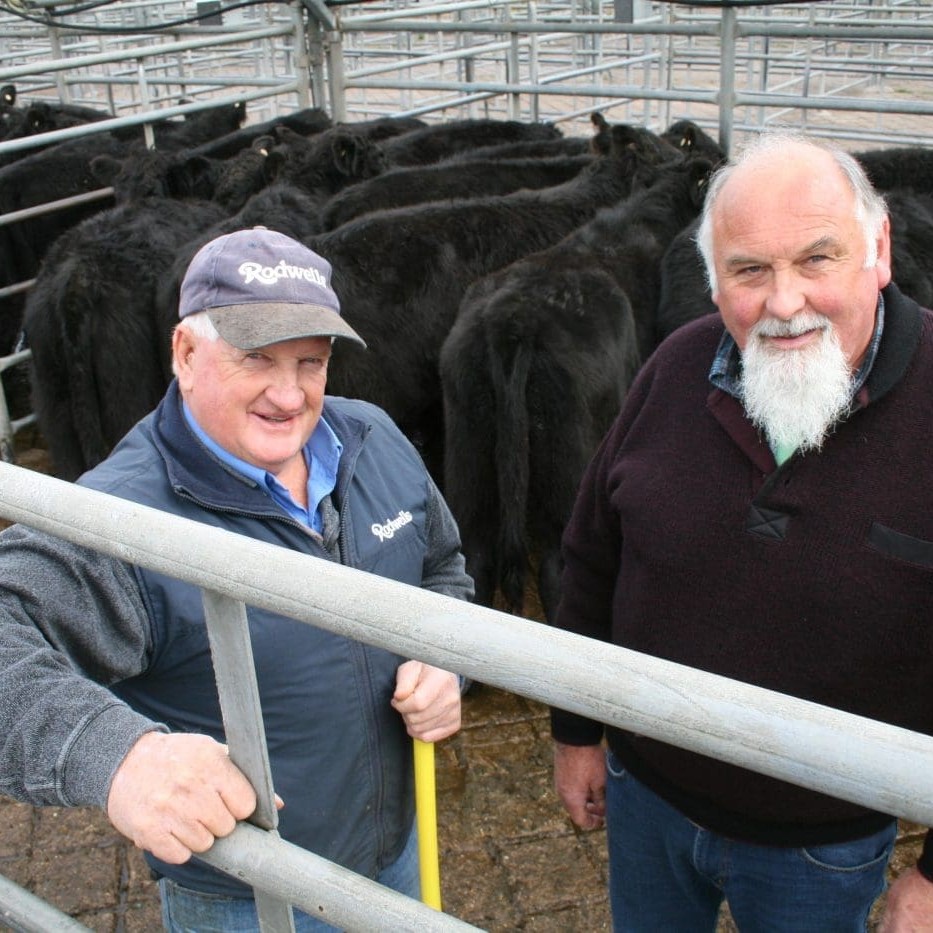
[550,133,933,931]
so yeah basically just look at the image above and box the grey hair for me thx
[171,311,219,377]
[695,132,888,294]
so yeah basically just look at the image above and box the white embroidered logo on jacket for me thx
[371,511,413,542]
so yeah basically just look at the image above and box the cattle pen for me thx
[0,0,932,457]
[1,1,933,930]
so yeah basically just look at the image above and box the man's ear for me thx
[874,215,893,289]
[172,326,197,388]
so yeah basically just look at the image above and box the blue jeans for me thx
[160,824,420,932]
[604,749,895,933]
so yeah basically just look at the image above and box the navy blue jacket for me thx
[0,381,472,897]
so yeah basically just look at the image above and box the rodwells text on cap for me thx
[238,259,329,288]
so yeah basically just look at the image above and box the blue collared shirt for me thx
[709,293,886,401]
[182,402,342,533]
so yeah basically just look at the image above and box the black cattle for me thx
[336,115,428,142]
[145,100,249,151]
[267,125,386,204]
[878,189,933,307]
[0,96,113,169]
[440,157,712,619]
[0,134,130,348]
[655,218,713,343]
[447,135,593,161]
[379,118,562,166]
[89,145,218,203]
[25,194,228,479]
[183,106,333,159]
[319,153,592,230]
[660,118,726,164]
[310,122,675,475]
[855,145,933,193]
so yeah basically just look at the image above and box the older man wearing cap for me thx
[0,228,473,930]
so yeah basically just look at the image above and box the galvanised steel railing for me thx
[0,460,931,927]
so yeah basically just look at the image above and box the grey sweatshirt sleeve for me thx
[0,524,163,809]
[420,474,475,603]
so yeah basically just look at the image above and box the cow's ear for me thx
[251,133,276,155]
[689,158,714,208]
[89,153,123,186]
[331,133,363,176]
[0,84,14,106]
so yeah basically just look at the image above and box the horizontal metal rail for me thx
[0,460,931,828]
[0,81,300,157]
[198,822,478,930]
[0,872,91,933]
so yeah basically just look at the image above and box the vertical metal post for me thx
[0,365,16,464]
[528,1,539,123]
[201,590,296,933]
[326,26,347,122]
[507,14,521,120]
[290,1,312,110]
[718,6,737,157]
[136,61,156,149]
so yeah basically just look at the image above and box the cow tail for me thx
[61,267,111,473]
[491,338,532,613]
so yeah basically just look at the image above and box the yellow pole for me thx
[413,738,442,910]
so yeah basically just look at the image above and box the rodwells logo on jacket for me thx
[371,510,413,542]
[238,259,328,288]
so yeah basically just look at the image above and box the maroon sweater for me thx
[552,284,933,863]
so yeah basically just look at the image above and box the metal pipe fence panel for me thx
[0,452,933,920]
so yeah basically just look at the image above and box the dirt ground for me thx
[0,439,926,932]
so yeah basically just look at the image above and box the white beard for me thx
[740,313,854,453]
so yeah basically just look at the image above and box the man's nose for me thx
[764,270,806,320]
[265,367,304,408]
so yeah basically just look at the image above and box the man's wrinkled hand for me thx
[391,660,461,743]
[106,731,258,864]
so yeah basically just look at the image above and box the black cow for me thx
[440,157,712,619]
[310,122,676,475]
[660,118,726,164]
[446,135,593,161]
[319,153,592,230]
[379,118,562,166]
[655,218,713,343]
[0,133,130,364]
[110,100,248,151]
[268,125,386,204]
[25,194,228,479]
[336,115,428,142]
[855,145,933,193]
[184,107,333,159]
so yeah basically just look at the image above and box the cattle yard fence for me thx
[0,460,932,929]
[0,0,932,461]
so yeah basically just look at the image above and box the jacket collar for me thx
[858,282,923,407]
